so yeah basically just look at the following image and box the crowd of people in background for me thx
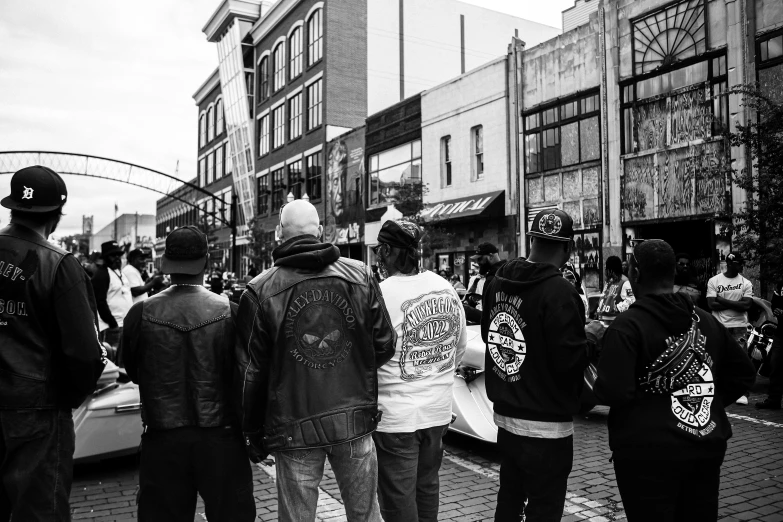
[1,165,780,522]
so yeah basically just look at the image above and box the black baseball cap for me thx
[470,242,498,261]
[128,248,151,260]
[726,252,744,265]
[161,226,208,275]
[527,209,575,242]
[1,165,68,212]
[101,241,124,258]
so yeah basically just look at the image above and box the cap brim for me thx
[0,196,64,213]
[161,255,206,275]
[527,231,572,242]
[469,254,482,261]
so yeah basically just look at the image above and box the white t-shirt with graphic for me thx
[707,273,753,328]
[377,271,467,433]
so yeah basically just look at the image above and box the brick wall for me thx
[325,0,367,129]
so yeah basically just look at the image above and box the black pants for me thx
[0,409,75,522]
[495,428,573,522]
[767,336,783,400]
[138,426,255,522]
[613,454,724,522]
[373,424,449,522]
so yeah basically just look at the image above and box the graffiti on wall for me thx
[622,139,728,221]
[324,130,365,245]
[635,86,712,153]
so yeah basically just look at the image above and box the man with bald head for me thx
[236,200,396,522]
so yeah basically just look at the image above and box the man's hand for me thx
[244,433,268,464]
[585,320,607,358]
[774,308,782,317]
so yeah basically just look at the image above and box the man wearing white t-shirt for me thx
[122,248,161,304]
[373,220,467,522]
[707,252,754,404]
[91,241,133,361]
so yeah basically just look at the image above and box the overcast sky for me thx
[0,0,573,238]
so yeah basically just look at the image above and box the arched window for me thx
[216,98,224,135]
[207,106,215,142]
[273,42,285,92]
[259,56,269,101]
[199,114,206,149]
[307,9,323,66]
[289,26,303,79]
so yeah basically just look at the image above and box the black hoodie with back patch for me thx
[594,293,756,460]
[481,259,589,423]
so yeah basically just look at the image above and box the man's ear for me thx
[276,224,283,241]
[316,224,323,240]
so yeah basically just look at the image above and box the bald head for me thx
[279,200,322,241]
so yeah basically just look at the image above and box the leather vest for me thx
[0,225,78,408]
[135,286,235,431]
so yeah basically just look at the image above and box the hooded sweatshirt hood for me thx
[273,235,340,269]
[493,258,564,295]
[631,292,693,335]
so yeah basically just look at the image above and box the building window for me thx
[306,79,322,130]
[199,157,206,187]
[289,93,303,140]
[273,42,285,92]
[207,106,215,142]
[288,160,303,199]
[216,146,224,180]
[307,9,323,66]
[289,26,303,79]
[258,173,269,215]
[258,56,269,102]
[442,136,452,186]
[471,126,484,180]
[524,91,600,172]
[305,152,322,200]
[369,140,422,206]
[206,152,215,185]
[272,105,285,149]
[632,0,706,76]
[224,144,232,176]
[271,167,285,210]
[258,114,270,156]
[199,115,206,149]
[216,99,224,135]
[759,34,783,62]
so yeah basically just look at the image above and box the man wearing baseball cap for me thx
[121,226,255,520]
[123,248,162,305]
[707,251,754,404]
[0,165,106,520]
[481,208,601,521]
[464,242,506,323]
[91,240,133,360]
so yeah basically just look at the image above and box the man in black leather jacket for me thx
[122,226,254,521]
[236,200,396,522]
[0,166,106,521]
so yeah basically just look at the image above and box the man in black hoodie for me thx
[594,239,756,521]
[236,200,396,522]
[482,209,598,521]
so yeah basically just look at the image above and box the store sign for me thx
[420,191,503,222]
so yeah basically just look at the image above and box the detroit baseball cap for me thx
[527,209,575,242]
[1,165,68,213]
[726,252,744,265]
[161,226,209,275]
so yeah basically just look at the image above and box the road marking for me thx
[727,412,783,429]
[442,450,621,520]
[256,460,348,521]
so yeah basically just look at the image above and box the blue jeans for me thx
[0,409,75,522]
[274,433,381,522]
[373,424,449,522]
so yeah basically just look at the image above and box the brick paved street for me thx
[71,379,783,521]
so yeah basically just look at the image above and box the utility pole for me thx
[231,193,238,274]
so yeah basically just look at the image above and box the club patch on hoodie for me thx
[639,319,717,437]
[487,292,527,382]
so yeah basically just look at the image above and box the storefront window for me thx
[368,140,422,206]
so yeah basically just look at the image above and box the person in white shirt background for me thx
[707,251,755,404]
[91,241,133,362]
[596,256,635,323]
[122,248,162,305]
[372,219,467,522]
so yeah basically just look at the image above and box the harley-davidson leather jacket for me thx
[122,286,238,431]
[0,223,105,410]
[236,235,396,453]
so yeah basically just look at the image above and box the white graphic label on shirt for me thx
[487,292,527,381]
[399,289,462,381]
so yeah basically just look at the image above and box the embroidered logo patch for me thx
[487,292,527,381]
[538,213,562,236]
[22,186,34,200]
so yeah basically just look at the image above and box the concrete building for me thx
[90,214,155,254]
[184,0,560,271]
[513,0,783,294]
[419,57,517,284]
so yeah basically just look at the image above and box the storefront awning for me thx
[420,191,504,222]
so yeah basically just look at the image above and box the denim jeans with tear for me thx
[274,433,381,522]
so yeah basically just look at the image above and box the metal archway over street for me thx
[0,151,233,228]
